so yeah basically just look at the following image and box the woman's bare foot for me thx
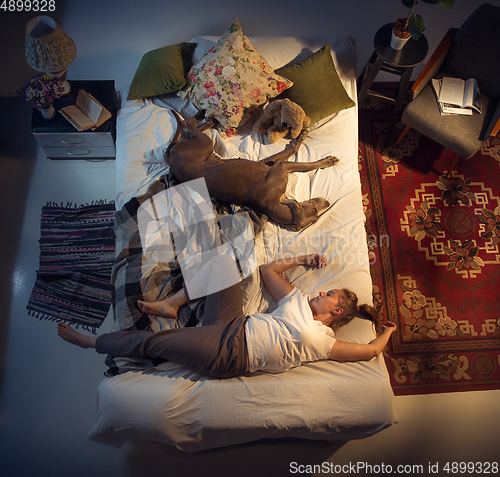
[137,299,179,319]
[57,322,96,349]
[137,288,188,319]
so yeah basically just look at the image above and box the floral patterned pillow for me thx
[179,17,293,137]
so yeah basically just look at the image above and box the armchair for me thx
[393,3,500,177]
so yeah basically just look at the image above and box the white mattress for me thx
[89,35,397,453]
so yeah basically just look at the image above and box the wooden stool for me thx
[358,23,429,141]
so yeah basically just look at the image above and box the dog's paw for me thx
[287,130,308,154]
[296,129,308,143]
[319,155,340,168]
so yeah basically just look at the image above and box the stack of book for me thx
[431,77,482,116]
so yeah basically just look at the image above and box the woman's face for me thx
[310,289,345,319]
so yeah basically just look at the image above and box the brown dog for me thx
[165,116,339,231]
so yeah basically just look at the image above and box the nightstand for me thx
[31,80,117,160]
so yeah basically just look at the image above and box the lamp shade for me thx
[25,16,76,73]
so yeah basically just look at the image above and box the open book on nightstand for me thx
[60,90,112,131]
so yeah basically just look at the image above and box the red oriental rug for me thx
[358,83,500,395]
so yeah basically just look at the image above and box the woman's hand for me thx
[382,321,397,333]
[260,254,326,302]
[330,320,397,362]
[303,254,327,269]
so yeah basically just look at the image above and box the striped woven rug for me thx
[27,201,115,332]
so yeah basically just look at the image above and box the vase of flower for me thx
[21,74,65,119]
[41,105,56,119]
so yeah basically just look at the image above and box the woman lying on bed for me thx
[58,254,396,378]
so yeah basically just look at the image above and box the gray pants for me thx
[96,256,250,379]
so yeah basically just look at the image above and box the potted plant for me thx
[21,74,65,119]
[391,0,454,50]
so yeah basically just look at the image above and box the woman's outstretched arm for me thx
[260,254,326,302]
[328,322,396,361]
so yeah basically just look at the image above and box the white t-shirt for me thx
[245,288,336,373]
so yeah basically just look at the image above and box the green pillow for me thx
[275,43,355,125]
[127,42,197,100]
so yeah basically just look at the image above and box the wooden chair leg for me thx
[393,125,411,148]
[445,153,461,178]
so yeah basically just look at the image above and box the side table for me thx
[358,23,428,138]
[31,80,117,160]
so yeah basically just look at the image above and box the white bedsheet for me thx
[90,333,395,453]
[89,36,397,453]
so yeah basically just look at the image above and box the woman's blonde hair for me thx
[329,289,382,332]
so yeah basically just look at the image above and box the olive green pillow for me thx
[275,43,355,125]
[127,42,197,100]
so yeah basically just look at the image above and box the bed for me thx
[88,18,397,453]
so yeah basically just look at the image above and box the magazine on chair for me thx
[432,77,482,116]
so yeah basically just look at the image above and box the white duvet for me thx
[88,35,397,453]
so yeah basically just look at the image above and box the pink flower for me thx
[248,87,261,100]
[203,88,217,99]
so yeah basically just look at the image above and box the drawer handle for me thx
[62,138,86,145]
[68,148,91,156]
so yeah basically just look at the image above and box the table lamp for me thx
[25,16,77,95]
